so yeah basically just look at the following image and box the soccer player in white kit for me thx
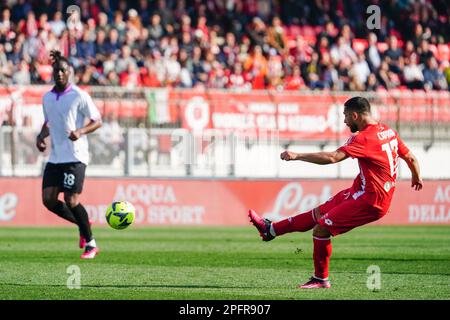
[36,50,102,259]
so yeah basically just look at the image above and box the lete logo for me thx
[264,183,332,221]
[0,193,18,221]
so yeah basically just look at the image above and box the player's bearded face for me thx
[344,110,358,133]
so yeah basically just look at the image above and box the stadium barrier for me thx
[0,178,448,226]
[0,86,449,140]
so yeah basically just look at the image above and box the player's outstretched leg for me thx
[248,208,318,241]
[248,209,275,241]
[271,209,317,235]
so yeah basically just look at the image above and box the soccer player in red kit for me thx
[248,96,423,289]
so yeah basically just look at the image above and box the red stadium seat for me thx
[437,44,449,61]
[377,42,389,53]
[352,39,368,54]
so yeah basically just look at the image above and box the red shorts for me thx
[316,188,386,236]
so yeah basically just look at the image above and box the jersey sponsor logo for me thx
[384,181,392,192]
[377,129,395,140]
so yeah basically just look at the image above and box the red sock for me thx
[313,237,332,279]
[272,210,316,236]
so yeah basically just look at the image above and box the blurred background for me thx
[0,0,448,180]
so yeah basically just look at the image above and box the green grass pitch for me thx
[0,226,449,300]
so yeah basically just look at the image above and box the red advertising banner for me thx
[172,89,450,140]
[0,178,448,226]
[1,86,449,139]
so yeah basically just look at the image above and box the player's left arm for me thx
[69,91,103,141]
[280,149,349,165]
[69,119,102,141]
[399,151,423,191]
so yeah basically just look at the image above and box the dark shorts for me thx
[42,162,86,193]
[316,188,386,236]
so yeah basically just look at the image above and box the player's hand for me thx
[411,176,423,191]
[36,135,46,152]
[68,130,82,141]
[280,151,297,161]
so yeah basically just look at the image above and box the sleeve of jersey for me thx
[397,136,410,157]
[337,134,366,159]
[80,91,101,121]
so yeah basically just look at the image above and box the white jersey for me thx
[42,84,101,165]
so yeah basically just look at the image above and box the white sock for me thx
[269,224,276,237]
[86,239,96,248]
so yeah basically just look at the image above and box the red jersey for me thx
[338,123,410,212]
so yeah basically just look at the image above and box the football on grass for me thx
[105,201,135,230]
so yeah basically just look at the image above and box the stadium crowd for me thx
[0,0,449,91]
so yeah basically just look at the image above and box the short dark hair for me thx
[344,96,371,114]
[50,50,70,66]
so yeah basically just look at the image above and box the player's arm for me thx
[69,119,102,141]
[280,150,348,165]
[399,151,423,190]
[36,123,49,152]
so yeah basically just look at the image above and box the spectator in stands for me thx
[13,60,31,85]
[247,17,267,49]
[11,0,31,22]
[0,44,12,83]
[365,32,381,72]
[423,56,448,91]
[365,73,380,91]
[322,57,339,90]
[284,65,305,91]
[403,53,424,89]
[112,10,127,39]
[0,8,12,33]
[228,62,250,90]
[267,48,283,89]
[384,35,403,74]
[403,40,416,61]
[94,29,108,62]
[351,53,371,88]
[148,14,164,47]
[378,60,399,89]
[48,11,65,37]
[304,52,324,90]
[77,30,96,63]
[330,36,357,66]
[417,39,434,65]
[105,28,121,55]
[0,0,448,92]
[120,63,141,88]
[244,45,268,89]
[96,12,110,35]
[155,0,174,28]
[165,51,181,87]
[267,16,289,56]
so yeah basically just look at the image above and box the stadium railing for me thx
[0,86,448,178]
